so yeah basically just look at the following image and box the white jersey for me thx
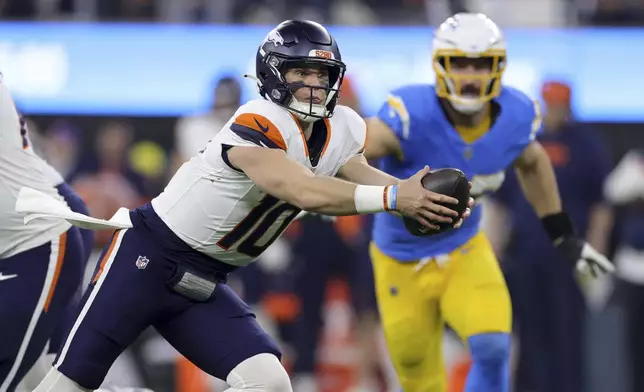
[152,99,366,266]
[0,82,71,259]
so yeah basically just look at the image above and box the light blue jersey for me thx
[372,84,542,261]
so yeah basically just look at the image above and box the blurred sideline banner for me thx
[0,22,639,121]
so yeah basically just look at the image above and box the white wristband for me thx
[354,185,397,214]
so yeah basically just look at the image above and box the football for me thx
[403,168,470,237]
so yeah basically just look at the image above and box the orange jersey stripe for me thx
[290,114,334,161]
[232,113,287,151]
[44,232,67,313]
[92,230,120,284]
[289,113,309,158]
[320,118,332,158]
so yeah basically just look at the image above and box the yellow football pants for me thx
[370,231,511,392]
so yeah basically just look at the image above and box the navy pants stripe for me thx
[0,228,84,392]
[48,183,95,356]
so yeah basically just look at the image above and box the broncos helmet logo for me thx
[262,29,284,47]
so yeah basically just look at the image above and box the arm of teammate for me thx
[514,141,614,276]
[227,146,459,229]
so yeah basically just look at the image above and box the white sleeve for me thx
[0,82,27,150]
[337,106,367,166]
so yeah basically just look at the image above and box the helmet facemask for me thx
[433,49,506,114]
[261,53,345,122]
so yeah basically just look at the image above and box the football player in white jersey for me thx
[0,81,88,392]
[31,20,473,392]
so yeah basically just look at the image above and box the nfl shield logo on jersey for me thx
[135,255,149,270]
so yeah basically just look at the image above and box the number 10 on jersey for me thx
[216,195,301,258]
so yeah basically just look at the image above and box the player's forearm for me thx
[355,168,399,186]
[246,168,359,215]
[338,158,400,186]
[231,147,394,216]
[289,176,362,215]
[515,151,562,217]
[251,165,392,216]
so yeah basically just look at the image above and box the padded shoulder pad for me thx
[226,100,299,151]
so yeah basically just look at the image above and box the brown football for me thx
[403,168,470,237]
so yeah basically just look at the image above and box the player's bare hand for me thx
[453,185,475,229]
[395,166,460,229]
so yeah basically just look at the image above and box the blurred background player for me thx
[490,80,613,392]
[172,75,243,173]
[363,13,612,392]
[14,150,96,392]
[5,118,153,392]
[0,81,86,392]
[604,149,644,392]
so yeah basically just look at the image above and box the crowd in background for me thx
[1,0,644,26]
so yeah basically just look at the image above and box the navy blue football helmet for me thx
[255,20,346,121]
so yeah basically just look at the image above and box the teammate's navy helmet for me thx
[255,20,346,122]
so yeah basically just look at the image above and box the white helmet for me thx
[432,13,507,114]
